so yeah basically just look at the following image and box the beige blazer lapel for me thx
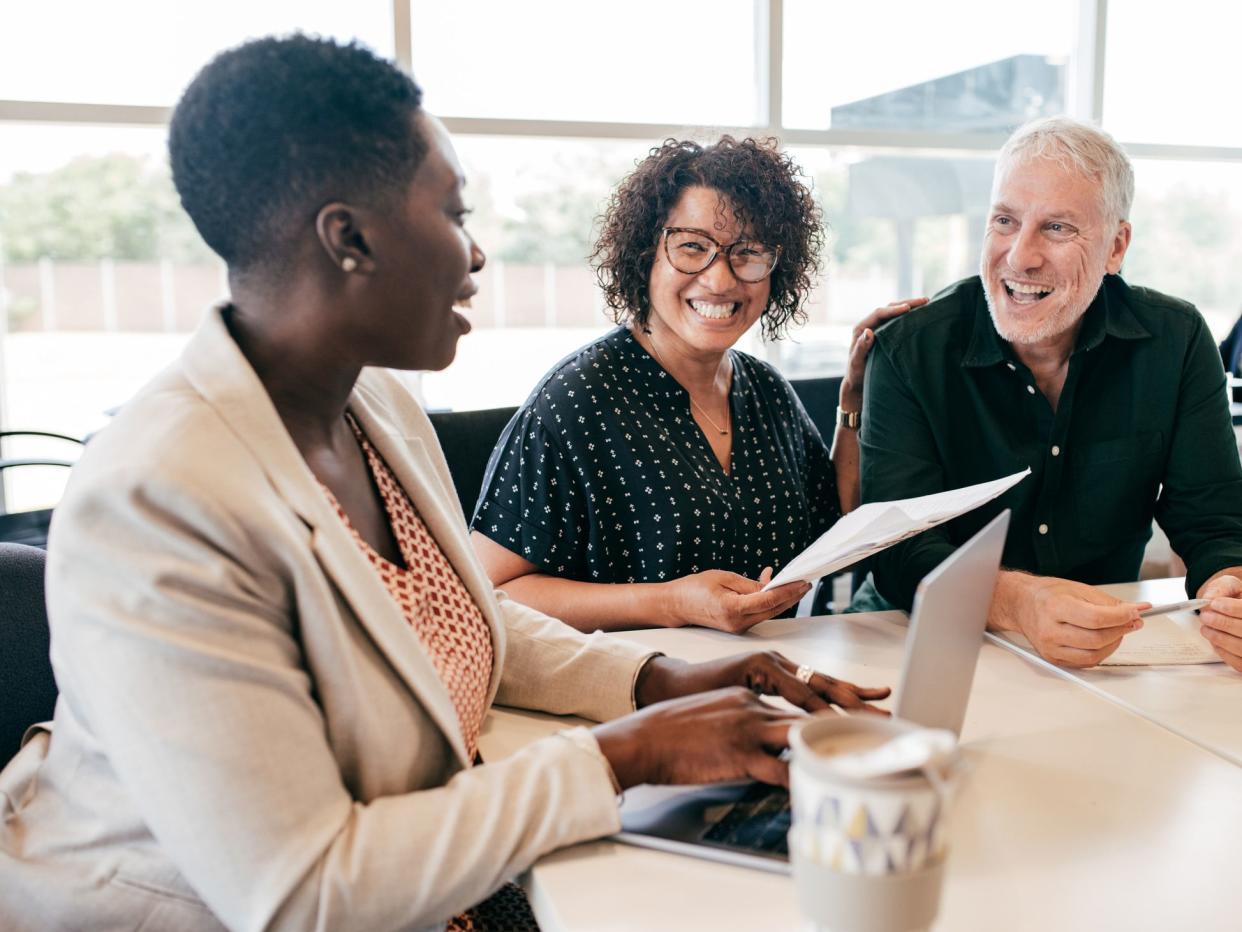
[347,385,507,707]
[178,308,471,768]
[307,523,471,767]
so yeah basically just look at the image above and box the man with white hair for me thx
[859,116,1242,671]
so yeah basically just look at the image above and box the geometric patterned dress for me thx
[324,414,539,931]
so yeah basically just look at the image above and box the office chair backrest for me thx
[428,406,519,521]
[0,542,57,764]
[0,509,58,549]
[789,376,844,443]
[788,376,857,612]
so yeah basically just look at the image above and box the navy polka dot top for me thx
[471,327,841,585]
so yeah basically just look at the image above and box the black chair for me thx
[0,430,85,548]
[788,376,867,613]
[1218,319,1242,419]
[789,376,843,442]
[428,406,519,521]
[0,542,57,764]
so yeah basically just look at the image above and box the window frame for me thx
[1,0,1238,163]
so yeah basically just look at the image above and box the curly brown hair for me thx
[590,136,824,340]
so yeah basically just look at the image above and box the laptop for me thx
[613,509,1010,874]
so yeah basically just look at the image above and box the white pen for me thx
[1138,598,1211,618]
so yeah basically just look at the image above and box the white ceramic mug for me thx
[789,714,962,932]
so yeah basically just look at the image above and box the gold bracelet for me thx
[836,406,861,430]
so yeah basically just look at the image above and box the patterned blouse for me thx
[325,415,494,760]
[472,327,842,587]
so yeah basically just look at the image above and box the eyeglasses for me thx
[661,227,781,283]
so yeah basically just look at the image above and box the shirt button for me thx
[1006,362,1017,371]
[1038,523,1049,535]
[1026,385,1036,395]
[1051,445,1061,457]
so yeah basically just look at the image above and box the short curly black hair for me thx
[591,136,823,340]
[169,34,426,271]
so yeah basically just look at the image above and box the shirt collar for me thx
[962,274,1152,369]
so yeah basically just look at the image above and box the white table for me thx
[479,611,1242,931]
[991,577,1242,767]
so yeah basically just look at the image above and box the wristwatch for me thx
[836,406,861,430]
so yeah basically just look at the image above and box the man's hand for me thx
[635,651,891,713]
[839,298,928,411]
[666,568,810,633]
[991,572,1148,667]
[1197,573,1242,672]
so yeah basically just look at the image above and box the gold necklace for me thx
[644,335,731,436]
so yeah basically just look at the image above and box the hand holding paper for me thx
[762,469,1031,591]
[996,611,1223,666]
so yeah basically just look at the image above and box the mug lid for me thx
[791,714,959,789]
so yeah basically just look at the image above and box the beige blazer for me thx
[0,307,653,932]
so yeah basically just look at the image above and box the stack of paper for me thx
[998,614,1222,666]
[762,469,1031,590]
[1102,611,1222,665]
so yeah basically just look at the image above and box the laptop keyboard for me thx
[701,783,791,856]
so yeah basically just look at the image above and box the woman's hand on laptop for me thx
[594,687,802,789]
[635,652,891,714]
[592,654,892,790]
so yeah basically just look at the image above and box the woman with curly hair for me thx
[471,137,922,633]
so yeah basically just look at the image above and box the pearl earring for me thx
[341,257,358,273]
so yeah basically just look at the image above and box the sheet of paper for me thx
[763,468,1031,590]
[997,612,1223,666]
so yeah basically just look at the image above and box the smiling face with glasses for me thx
[661,227,781,283]
[645,186,778,358]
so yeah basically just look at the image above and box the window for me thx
[1103,0,1241,148]
[2,0,1240,431]
[412,0,760,126]
[781,0,1078,134]
[0,1,392,106]
[422,134,658,410]
[0,124,218,447]
[1124,159,1242,337]
[775,146,992,377]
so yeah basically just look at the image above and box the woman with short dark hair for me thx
[0,35,888,931]
[471,138,921,633]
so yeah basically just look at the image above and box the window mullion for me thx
[757,0,783,133]
[394,0,412,73]
[1071,0,1109,123]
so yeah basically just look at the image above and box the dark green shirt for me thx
[861,274,1242,609]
